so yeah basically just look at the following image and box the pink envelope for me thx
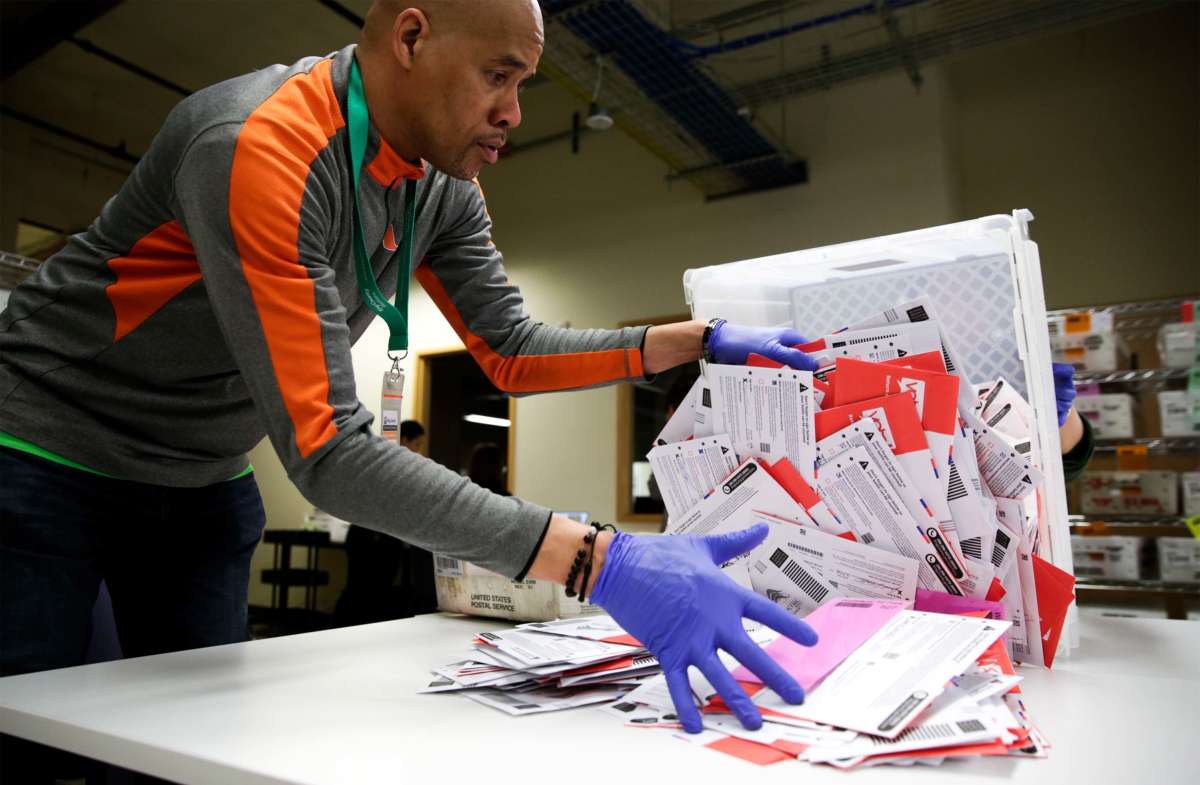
[733,598,908,689]
[914,589,1006,621]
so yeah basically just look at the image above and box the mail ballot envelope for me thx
[683,209,1076,650]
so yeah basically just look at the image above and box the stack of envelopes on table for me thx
[420,616,660,715]
[604,598,1050,770]
[647,295,1076,670]
[423,606,1048,770]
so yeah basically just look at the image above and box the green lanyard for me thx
[348,57,416,355]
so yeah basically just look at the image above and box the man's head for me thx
[399,419,426,453]
[359,0,543,180]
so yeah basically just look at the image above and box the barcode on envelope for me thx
[947,463,968,501]
[782,560,829,604]
[434,555,464,576]
[961,536,983,561]
[991,529,1011,567]
[861,533,875,545]
[759,442,771,454]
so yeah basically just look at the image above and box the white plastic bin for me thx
[684,210,1074,643]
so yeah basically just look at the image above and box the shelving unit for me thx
[1093,436,1200,453]
[1052,295,1199,619]
[0,250,42,290]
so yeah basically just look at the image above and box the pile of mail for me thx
[419,616,658,715]
[424,602,1047,769]
[605,599,1047,769]
[649,296,1075,669]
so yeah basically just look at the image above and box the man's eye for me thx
[489,72,507,86]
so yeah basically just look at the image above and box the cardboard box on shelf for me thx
[1157,322,1200,368]
[1157,538,1200,584]
[1183,472,1200,518]
[1049,312,1122,372]
[1158,390,1199,437]
[1075,392,1135,439]
[1071,535,1145,581]
[1079,471,1179,516]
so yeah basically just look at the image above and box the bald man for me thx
[0,2,820,762]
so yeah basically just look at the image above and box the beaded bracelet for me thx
[701,318,725,364]
[565,522,616,601]
[563,526,594,599]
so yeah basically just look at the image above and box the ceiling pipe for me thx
[1,105,141,165]
[675,0,928,59]
[316,0,363,27]
[0,0,122,79]
[69,37,192,97]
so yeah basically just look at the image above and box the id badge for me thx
[381,363,405,442]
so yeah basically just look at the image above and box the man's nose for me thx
[491,89,522,130]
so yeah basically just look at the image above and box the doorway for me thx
[413,349,515,493]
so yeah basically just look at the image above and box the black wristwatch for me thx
[701,318,725,364]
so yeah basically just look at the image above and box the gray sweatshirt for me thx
[0,45,648,578]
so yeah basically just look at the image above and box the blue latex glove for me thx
[590,524,819,733]
[1052,362,1076,427]
[708,322,818,371]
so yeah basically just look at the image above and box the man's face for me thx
[411,7,542,180]
[400,434,426,454]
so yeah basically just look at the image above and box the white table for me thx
[1,614,1198,784]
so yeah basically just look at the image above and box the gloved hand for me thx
[1052,362,1076,427]
[708,322,818,371]
[590,524,818,733]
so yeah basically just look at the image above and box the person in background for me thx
[466,442,509,496]
[335,420,428,625]
[398,419,427,455]
[1055,362,1094,480]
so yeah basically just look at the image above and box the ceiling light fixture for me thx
[586,55,614,131]
[463,414,511,428]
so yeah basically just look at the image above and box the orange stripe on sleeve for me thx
[416,263,644,393]
[105,220,201,341]
[228,58,345,459]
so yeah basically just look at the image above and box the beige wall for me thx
[946,5,1199,308]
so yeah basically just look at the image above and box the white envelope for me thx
[815,446,965,595]
[755,611,1011,738]
[647,434,739,522]
[706,363,817,483]
[815,322,944,367]
[653,376,702,446]
[665,458,809,538]
[754,518,919,604]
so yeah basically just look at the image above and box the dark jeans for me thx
[0,447,266,783]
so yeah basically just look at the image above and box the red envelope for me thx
[986,577,1007,603]
[815,390,928,454]
[1032,554,1076,668]
[884,350,947,374]
[762,456,821,509]
[832,358,960,496]
[832,358,960,438]
[705,736,795,766]
[746,352,780,368]
[761,457,846,534]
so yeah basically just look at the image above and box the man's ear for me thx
[392,8,430,70]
